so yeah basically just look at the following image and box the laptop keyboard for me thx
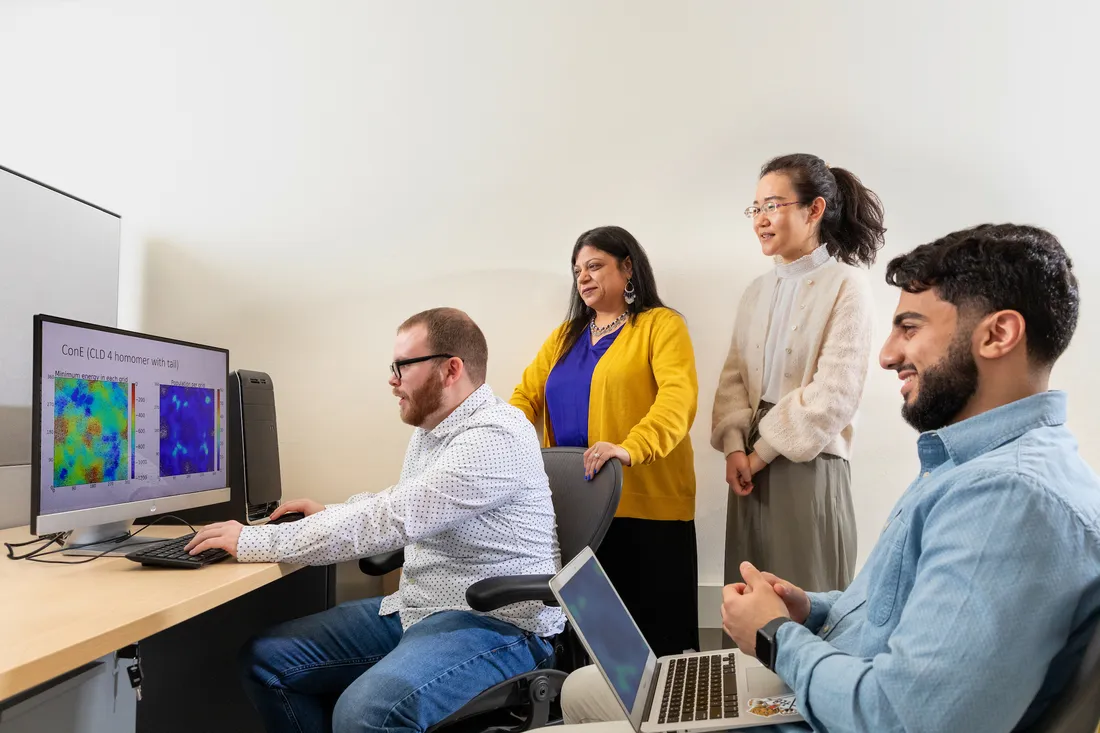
[658,653,738,724]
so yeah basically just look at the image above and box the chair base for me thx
[428,669,569,733]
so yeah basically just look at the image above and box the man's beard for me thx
[901,333,979,433]
[398,372,444,427]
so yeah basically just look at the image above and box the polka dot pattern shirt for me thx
[237,384,567,637]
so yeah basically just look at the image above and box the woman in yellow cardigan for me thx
[511,225,699,656]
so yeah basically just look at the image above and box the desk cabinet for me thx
[137,564,334,733]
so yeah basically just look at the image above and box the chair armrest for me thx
[358,549,405,576]
[466,574,558,612]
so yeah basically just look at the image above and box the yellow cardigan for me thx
[510,307,698,521]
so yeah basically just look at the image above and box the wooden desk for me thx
[0,524,304,701]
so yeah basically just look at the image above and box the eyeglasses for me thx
[389,354,455,381]
[744,201,800,219]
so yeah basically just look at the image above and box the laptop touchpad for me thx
[745,668,792,698]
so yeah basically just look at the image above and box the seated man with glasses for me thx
[185,307,565,733]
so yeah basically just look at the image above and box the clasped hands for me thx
[720,561,808,657]
[726,451,766,495]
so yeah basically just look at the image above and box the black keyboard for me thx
[658,653,738,725]
[125,534,231,569]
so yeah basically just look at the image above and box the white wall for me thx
[1,1,1097,601]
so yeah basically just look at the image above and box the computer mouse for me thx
[269,511,305,524]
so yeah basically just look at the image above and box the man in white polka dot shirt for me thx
[187,308,566,733]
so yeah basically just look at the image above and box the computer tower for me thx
[139,369,282,525]
[228,369,283,523]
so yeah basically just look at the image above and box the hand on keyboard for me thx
[184,520,243,558]
[126,534,232,569]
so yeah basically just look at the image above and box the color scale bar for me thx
[215,389,221,471]
[131,383,137,479]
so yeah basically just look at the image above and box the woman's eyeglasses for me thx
[744,201,800,219]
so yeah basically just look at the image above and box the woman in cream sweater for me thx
[512,225,699,657]
[712,153,885,596]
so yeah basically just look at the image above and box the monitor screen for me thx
[34,317,228,519]
[556,553,652,711]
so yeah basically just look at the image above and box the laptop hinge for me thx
[643,660,663,721]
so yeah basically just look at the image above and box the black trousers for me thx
[594,517,700,657]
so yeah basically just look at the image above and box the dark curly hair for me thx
[760,153,886,267]
[885,223,1079,366]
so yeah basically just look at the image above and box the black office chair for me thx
[1022,613,1100,733]
[358,446,622,733]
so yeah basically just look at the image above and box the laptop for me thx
[550,547,804,730]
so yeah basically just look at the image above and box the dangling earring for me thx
[624,279,637,305]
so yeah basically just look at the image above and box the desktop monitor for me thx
[31,315,230,554]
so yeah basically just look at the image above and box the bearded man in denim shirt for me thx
[720,223,1100,732]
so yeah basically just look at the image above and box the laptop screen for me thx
[556,552,652,711]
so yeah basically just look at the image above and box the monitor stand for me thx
[62,520,170,557]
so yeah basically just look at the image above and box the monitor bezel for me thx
[31,314,231,535]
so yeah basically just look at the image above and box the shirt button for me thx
[922,471,931,478]
[822,625,831,635]
[792,325,798,331]
[784,373,791,378]
[807,280,814,286]
[785,348,792,354]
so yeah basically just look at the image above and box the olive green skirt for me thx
[723,402,857,595]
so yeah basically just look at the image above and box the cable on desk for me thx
[4,532,67,560]
[3,515,197,565]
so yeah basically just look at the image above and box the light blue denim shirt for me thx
[771,391,1100,732]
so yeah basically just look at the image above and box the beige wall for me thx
[1,1,1097,609]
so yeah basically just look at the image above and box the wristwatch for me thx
[755,617,791,672]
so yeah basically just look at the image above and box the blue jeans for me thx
[239,597,555,733]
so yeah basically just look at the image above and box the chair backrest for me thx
[541,447,622,563]
[1024,614,1100,733]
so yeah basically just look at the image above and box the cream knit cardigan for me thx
[711,259,874,464]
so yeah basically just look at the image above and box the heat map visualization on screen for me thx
[159,384,216,477]
[53,377,130,487]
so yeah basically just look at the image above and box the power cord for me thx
[4,532,67,560]
[4,515,197,565]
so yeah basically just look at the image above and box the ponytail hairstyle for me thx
[760,154,886,267]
